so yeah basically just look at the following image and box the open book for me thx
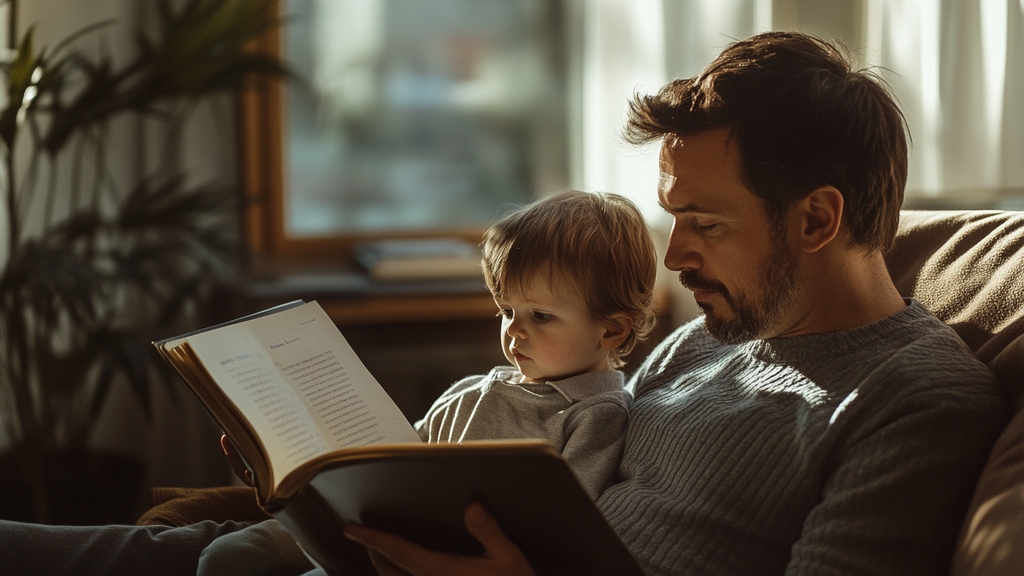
[154,301,642,576]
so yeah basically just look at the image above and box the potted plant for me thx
[0,0,286,523]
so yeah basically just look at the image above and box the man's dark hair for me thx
[623,31,908,252]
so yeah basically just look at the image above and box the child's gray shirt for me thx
[414,367,631,499]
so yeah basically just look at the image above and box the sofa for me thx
[139,209,1024,575]
[884,210,1024,576]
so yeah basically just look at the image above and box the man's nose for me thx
[664,227,703,272]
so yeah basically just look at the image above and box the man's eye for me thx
[694,220,719,232]
[532,312,553,322]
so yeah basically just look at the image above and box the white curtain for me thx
[577,0,770,222]
[581,0,1024,203]
[578,0,667,223]
[866,0,1024,196]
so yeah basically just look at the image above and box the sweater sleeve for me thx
[786,387,1007,576]
[560,391,631,501]
[413,373,491,442]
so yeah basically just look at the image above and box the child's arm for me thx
[559,390,631,500]
[413,372,495,442]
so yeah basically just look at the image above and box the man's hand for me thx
[343,502,538,576]
[220,434,254,487]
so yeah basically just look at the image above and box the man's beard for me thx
[679,233,798,344]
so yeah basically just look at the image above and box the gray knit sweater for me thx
[598,299,1008,576]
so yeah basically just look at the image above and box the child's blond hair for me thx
[482,190,658,368]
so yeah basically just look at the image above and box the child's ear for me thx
[599,314,634,350]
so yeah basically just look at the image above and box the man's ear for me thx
[599,314,634,350]
[791,186,843,253]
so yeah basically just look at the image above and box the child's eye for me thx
[531,311,553,322]
[496,308,513,319]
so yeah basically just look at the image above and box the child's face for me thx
[493,273,612,383]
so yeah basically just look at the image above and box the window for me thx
[242,0,569,259]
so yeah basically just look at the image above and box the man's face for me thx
[658,128,798,343]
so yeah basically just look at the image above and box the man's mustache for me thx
[678,271,731,303]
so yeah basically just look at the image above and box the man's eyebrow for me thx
[657,199,718,216]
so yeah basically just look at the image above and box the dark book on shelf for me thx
[353,238,483,281]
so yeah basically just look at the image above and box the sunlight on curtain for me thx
[662,0,772,78]
[865,0,1024,197]
[579,0,666,223]
[578,0,769,223]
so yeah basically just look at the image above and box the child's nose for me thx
[506,316,528,339]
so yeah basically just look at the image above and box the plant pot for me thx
[0,450,144,525]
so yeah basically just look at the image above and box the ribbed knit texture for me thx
[597,300,1008,576]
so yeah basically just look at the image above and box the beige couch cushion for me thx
[885,210,1024,576]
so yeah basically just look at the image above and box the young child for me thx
[416,189,658,498]
[198,190,658,576]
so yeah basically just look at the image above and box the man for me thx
[0,31,1008,576]
[343,31,1008,576]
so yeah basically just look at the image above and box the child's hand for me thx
[220,434,254,487]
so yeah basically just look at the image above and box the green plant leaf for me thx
[0,27,39,147]
[2,0,285,461]
[42,0,288,153]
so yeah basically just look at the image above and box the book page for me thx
[184,302,421,488]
